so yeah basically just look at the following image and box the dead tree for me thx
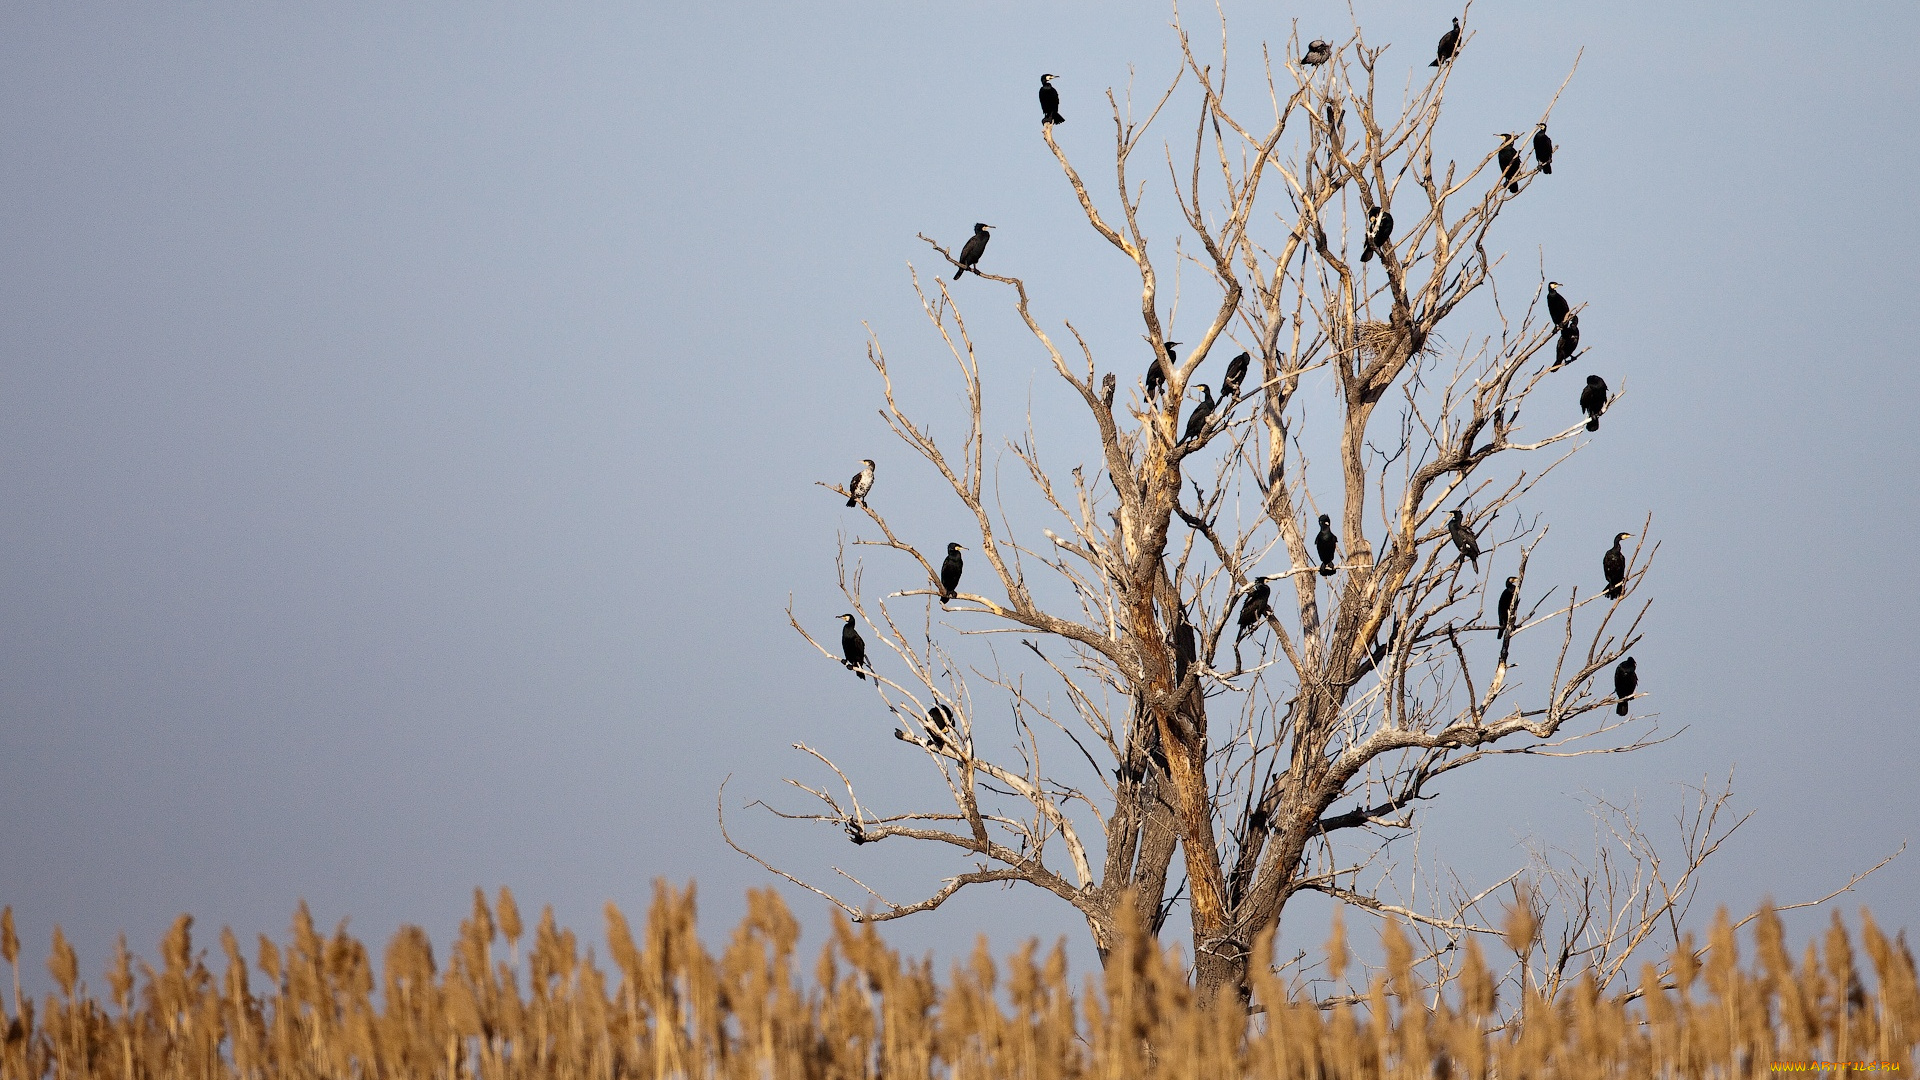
[726,11,1716,1005]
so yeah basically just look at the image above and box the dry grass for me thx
[1,886,1913,1078]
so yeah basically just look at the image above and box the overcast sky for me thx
[3,0,1916,992]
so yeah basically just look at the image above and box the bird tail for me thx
[953,266,964,280]
[1320,564,1335,577]
[1606,583,1624,600]
[1429,58,1441,67]
[1496,624,1506,640]
[1469,556,1480,571]
[1045,111,1065,125]
[846,496,857,507]
[1540,161,1552,175]
[1616,700,1629,716]
[1361,244,1374,263]
[1508,181,1520,195]
[1587,416,1599,432]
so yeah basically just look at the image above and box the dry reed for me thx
[1,885,1912,1078]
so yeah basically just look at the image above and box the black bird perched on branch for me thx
[1146,341,1177,401]
[1448,508,1482,571]
[1315,515,1339,576]
[1603,533,1630,600]
[1302,39,1331,66]
[1613,657,1638,715]
[1182,384,1217,443]
[1580,375,1609,432]
[1219,351,1251,400]
[838,614,870,679]
[1496,134,1522,195]
[1038,74,1064,125]
[1236,575,1275,641]
[1362,206,1393,263]
[1533,123,1554,174]
[927,703,955,748]
[1496,576,1518,639]
[1100,371,1117,409]
[1546,281,1570,327]
[1554,314,1581,368]
[954,223,993,279]
[940,542,966,603]
[1432,18,1460,66]
[846,459,875,507]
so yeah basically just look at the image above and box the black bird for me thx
[1100,371,1117,409]
[1219,351,1251,400]
[847,459,875,507]
[1236,576,1275,641]
[1546,281,1570,327]
[1315,514,1339,576]
[939,542,966,603]
[1533,123,1554,174]
[954,223,994,279]
[1182,384,1217,443]
[1580,375,1609,432]
[838,613,870,679]
[1603,532,1630,600]
[1302,39,1331,66]
[1496,134,1522,195]
[1171,617,1197,684]
[1496,576,1517,639]
[1613,657,1638,715]
[1447,508,1481,571]
[1554,313,1581,367]
[1362,206,1393,263]
[927,703,956,748]
[1039,74,1065,125]
[1431,18,1460,67]
[1146,341,1178,401]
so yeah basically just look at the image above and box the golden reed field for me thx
[1,884,1913,1078]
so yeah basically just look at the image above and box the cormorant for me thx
[940,542,966,603]
[1236,575,1274,641]
[1496,134,1522,195]
[1171,618,1197,684]
[1546,281,1569,327]
[1302,39,1331,66]
[1182,384,1217,443]
[1613,656,1637,715]
[954,223,994,279]
[1219,351,1251,400]
[1362,206,1393,263]
[1146,341,1178,401]
[1101,371,1117,409]
[1603,532,1630,600]
[847,459,875,507]
[1431,18,1460,67]
[1533,123,1554,174]
[927,703,955,748]
[1554,314,1580,367]
[838,613,870,679]
[1039,74,1065,125]
[1580,375,1608,432]
[1496,576,1517,639]
[1315,514,1339,576]
[1447,508,1481,571]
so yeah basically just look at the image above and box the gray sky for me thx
[3,0,1916,989]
